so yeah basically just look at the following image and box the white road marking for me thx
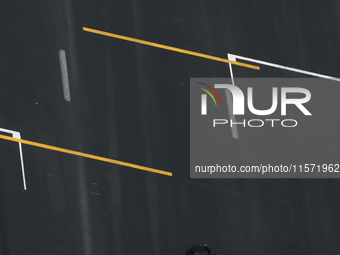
[59,49,71,102]
[227,53,340,82]
[226,54,239,139]
[0,128,26,190]
[228,54,236,86]
[226,53,340,139]
[225,89,239,139]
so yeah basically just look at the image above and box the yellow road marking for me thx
[91,191,100,195]
[83,27,260,70]
[0,134,172,177]
[91,182,98,185]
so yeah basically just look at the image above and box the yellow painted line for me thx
[91,182,98,185]
[0,134,172,177]
[83,27,260,70]
[91,191,100,195]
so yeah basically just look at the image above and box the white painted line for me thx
[228,53,340,82]
[0,128,26,190]
[225,89,239,139]
[226,53,340,139]
[227,54,236,86]
[226,54,239,138]
[59,49,71,102]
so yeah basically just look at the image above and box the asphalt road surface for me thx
[1,0,340,254]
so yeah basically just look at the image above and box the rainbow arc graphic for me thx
[196,82,222,115]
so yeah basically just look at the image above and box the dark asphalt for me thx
[1,0,340,254]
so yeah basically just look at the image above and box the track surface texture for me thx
[1,1,340,255]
